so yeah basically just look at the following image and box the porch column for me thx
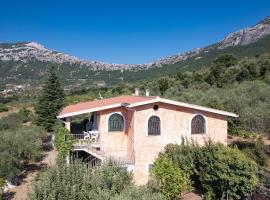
[65,117,71,131]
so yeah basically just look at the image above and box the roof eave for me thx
[127,98,238,118]
[57,103,124,119]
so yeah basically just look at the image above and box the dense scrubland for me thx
[0,53,270,199]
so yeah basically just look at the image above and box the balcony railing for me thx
[65,130,99,145]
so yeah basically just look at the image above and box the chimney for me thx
[145,89,150,96]
[134,88,140,96]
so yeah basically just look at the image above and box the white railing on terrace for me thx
[65,130,99,144]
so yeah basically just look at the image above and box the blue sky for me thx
[1,0,270,64]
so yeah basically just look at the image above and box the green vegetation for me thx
[231,138,270,167]
[66,53,270,136]
[1,33,270,88]
[1,33,270,199]
[54,127,74,157]
[0,177,4,200]
[0,103,8,112]
[30,159,164,200]
[150,155,192,199]
[0,105,45,182]
[35,67,65,131]
[151,142,259,199]
[0,107,32,131]
[133,53,270,136]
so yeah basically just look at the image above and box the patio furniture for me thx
[89,130,99,141]
[83,131,91,140]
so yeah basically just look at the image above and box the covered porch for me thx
[61,111,105,161]
[64,112,100,142]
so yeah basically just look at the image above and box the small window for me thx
[191,115,206,134]
[108,113,124,131]
[148,116,161,135]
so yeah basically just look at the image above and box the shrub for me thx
[196,144,259,199]
[161,142,198,177]
[0,177,5,200]
[29,159,164,200]
[234,130,258,138]
[0,126,45,181]
[150,155,192,199]
[0,103,8,112]
[152,142,259,199]
[231,138,269,167]
[54,127,74,157]
[0,108,32,131]
[18,107,32,123]
[112,186,164,200]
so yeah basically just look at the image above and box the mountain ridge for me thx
[1,16,270,88]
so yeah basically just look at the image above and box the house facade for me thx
[57,91,238,185]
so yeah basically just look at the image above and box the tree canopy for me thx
[36,67,65,131]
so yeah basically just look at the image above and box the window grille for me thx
[108,113,124,131]
[191,115,206,134]
[148,116,161,135]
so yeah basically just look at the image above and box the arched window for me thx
[108,113,124,131]
[191,115,206,134]
[148,116,161,135]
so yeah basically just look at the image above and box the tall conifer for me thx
[36,67,65,131]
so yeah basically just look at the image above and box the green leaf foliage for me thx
[196,144,259,200]
[0,126,45,181]
[35,67,65,131]
[0,108,32,131]
[151,142,259,199]
[54,127,74,157]
[230,138,270,167]
[0,103,8,112]
[29,159,164,200]
[150,155,192,199]
[0,177,4,200]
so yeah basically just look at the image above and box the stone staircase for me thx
[73,143,105,161]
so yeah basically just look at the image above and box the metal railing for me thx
[65,131,99,144]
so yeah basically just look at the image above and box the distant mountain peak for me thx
[217,16,270,49]
[25,42,46,50]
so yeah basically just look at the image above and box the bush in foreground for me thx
[150,155,192,199]
[151,142,259,199]
[197,144,259,199]
[30,159,164,200]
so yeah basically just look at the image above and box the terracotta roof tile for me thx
[59,95,156,117]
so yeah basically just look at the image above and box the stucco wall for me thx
[132,102,227,185]
[98,107,134,162]
[88,102,227,185]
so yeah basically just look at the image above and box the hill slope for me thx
[1,16,270,88]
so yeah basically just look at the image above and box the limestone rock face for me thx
[217,16,270,49]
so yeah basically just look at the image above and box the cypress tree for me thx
[36,67,65,131]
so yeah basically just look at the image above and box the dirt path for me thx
[5,149,57,200]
